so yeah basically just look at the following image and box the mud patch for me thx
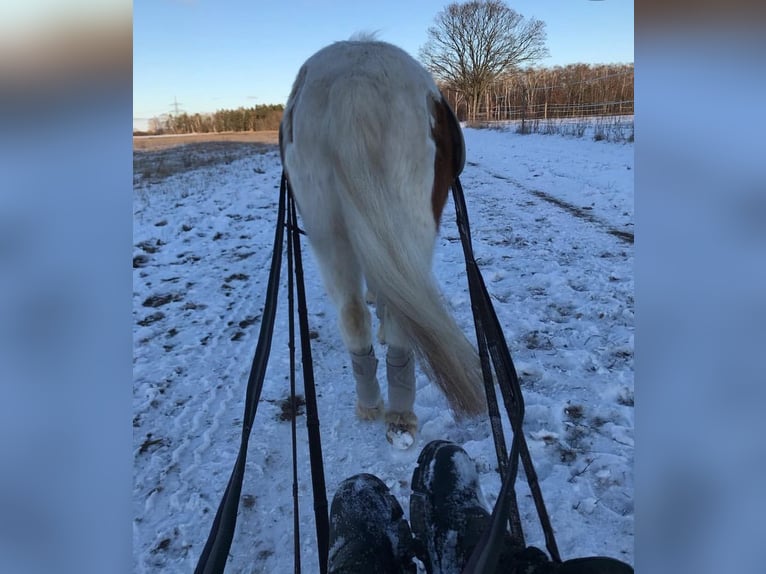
[277,394,306,422]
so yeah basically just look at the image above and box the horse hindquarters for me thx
[281,40,485,447]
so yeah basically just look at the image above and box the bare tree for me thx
[420,0,548,121]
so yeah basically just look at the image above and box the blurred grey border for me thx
[636,2,765,574]
[0,3,132,573]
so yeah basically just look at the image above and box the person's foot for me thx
[409,440,634,574]
[410,440,498,573]
[328,473,415,574]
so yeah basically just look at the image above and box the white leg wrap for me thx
[386,346,415,414]
[351,346,383,416]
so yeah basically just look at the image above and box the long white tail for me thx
[320,63,484,416]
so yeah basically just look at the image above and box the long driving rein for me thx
[194,172,560,574]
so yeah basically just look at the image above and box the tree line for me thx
[144,104,283,135]
[139,62,632,136]
[440,62,633,122]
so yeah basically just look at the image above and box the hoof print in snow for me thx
[523,330,553,350]
[151,538,171,554]
[133,254,150,268]
[238,316,260,329]
[234,251,255,261]
[142,293,183,308]
[138,312,165,326]
[231,331,245,341]
[137,239,163,253]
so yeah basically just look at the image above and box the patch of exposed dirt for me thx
[133,134,277,184]
[277,394,306,422]
[133,131,279,151]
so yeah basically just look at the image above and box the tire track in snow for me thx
[164,254,274,521]
[172,250,271,482]
[468,161,634,244]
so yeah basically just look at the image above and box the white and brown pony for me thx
[279,38,485,447]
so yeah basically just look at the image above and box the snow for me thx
[133,126,634,572]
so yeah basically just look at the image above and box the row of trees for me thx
[440,63,633,122]
[141,62,632,135]
[145,104,283,135]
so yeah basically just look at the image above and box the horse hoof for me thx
[385,412,418,450]
[386,426,415,450]
[356,398,384,421]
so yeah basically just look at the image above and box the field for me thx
[133,131,279,185]
[133,130,279,150]
[133,126,634,572]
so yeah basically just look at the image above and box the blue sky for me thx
[133,0,633,128]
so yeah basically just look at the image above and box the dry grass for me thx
[133,131,279,151]
[133,132,279,185]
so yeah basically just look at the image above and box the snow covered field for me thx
[133,126,634,572]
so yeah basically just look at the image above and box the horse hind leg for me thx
[314,235,384,420]
[379,305,418,449]
[385,345,417,449]
[350,348,383,420]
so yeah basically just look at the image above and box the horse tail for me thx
[324,58,485,416]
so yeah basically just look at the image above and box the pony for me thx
[279,38,485,448]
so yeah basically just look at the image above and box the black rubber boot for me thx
[328,473,415,574]
[409,441,552,574]
[410,440,500,574]
[409,440,633,574]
